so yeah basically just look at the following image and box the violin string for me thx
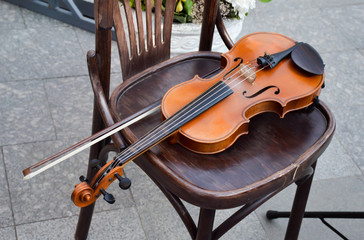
[108,62,269,170]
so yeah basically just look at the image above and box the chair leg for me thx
[74,104,107,240]
[284,162,317,240]
[196,208,216,240]
[74,203,96,240]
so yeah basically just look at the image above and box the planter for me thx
[171,18,244,56]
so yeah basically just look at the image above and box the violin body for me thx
[162,32,324,154]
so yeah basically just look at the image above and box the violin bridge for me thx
[240,64,256,84]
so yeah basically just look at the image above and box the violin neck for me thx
[114,80,234,166]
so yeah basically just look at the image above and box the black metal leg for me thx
[267,211,364,240]
[267,161,364,240]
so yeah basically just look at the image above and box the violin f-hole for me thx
[242,86,280,99]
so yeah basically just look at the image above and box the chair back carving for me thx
[113,0,176,80]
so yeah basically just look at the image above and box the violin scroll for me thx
[71,182,95,207]
[71,161,126,207]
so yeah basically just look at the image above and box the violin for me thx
[70,32,325,207]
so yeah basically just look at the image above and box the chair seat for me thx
[109,52,334,209]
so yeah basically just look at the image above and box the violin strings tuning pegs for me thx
[100,188,115,204]
[115,173,131,190]
[79,175,88,183]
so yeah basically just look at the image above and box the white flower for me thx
[227,0,256,19]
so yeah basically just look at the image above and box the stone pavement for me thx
[0,0,363,239]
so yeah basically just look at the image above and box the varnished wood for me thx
[196,209,216,240]
[134,0,145,53]
[284,162,317,240]
[72,53,227,207]
[113,0,175,80]
[74,0,336,239]
[161,33,324,154]
[110,54,335,209]
[75,2,228,237]
[72,159,125,207]
[216,8,234,50]
[199,0,219,51]
[75,0,114,238]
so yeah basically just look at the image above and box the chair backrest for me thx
[93,0,224,86]
[112,0,176,80]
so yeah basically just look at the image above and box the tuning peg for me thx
[79,175,88,183]
[90,158,101,170]
[115,173,131,190]
[100,188,115,204]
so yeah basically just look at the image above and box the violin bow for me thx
[22,100,161,180]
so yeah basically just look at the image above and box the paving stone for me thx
[87,207,147,239]
[313,0,364,8]
[314,136,362,180]
[0,148,13,228]
[334,105,364,169]
[322,4,364,49]
[0,27,87,82]
[0,226,16,240]
[136,200,192,240]
[360,49,364,57]
[254,0,316,14]
[20,7,71,29]
[319,50,364,108]
[214,211,267,240]
[44,72,125,140]
[16,216,77,240]
[0,1,26,30]
[3,139,134,225]
[0,80,55,145]
[74,28,122,74]
[44,76,94,140]
[255,176,364,240]
[110,72,124,95]
[241,7,354,54]
[15,207,146,240]
[123,162,191,240]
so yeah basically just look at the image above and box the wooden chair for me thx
[74,0,336,239]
